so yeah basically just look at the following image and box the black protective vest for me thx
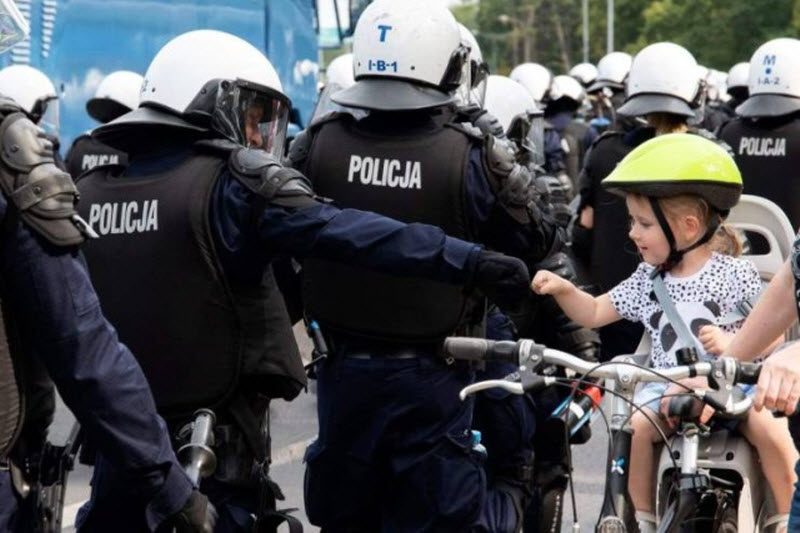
[65,134,129,179]
[719,115,800,228]
[76,150,304,419]
[303,114,475,341]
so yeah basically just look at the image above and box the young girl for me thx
[532,134,798,533]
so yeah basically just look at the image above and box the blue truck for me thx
[2,0,352,147]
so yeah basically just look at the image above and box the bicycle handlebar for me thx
[447,337,762,417]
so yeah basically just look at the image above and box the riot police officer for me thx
[718,38,800,229]
[510,62,567,176]
[65,70,143,178]
[75,28,528,533]
[545,74,598,187]
[0,18,213,533]
[574,42,709,360]
[569,62,598,89]
[584,51,633,133]
[0,65,64,167]
[289,1,560,531]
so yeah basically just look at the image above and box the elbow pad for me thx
[0,113,93,246]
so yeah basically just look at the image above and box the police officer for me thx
[65,70,143,178]
[718,38,800,229]
[585,51,633,133]
[0,65,64,166]
[75,28,529,533]
[289,1,560,530]
[569,62,598,89]
[0,26,213,533]
[510,62,567,177]
[574,42,709,360]
[545,74,598,187]
[310,53,368,124]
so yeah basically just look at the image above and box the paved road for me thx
[55,326,609,532]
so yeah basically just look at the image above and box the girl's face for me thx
[625,195,671,266]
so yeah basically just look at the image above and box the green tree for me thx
[637,0,796,69]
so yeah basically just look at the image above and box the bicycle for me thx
[444,336,774,533]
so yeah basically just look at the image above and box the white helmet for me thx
[325,53,355,90]
[0,64,58,132]
[333,0,468,111]
[484,75,537,132]
[726,62,749,93]
[737,38,800,117]
[587,51,632,93]
[455,23,488,107]
[617,42,699,118]
[569,63,598,87]
[98,29,291,157]
[549,75,585,106]
[510,63,552,103]
[484,74,545,166]
[87,70,144,124]
[705,69,728,103]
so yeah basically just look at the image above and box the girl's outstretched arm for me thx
[532,270,621,329]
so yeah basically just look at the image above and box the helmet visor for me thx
[212,79,290,158]
[0,0,29,55]
[33,96,59,137]
[508,111,545,167]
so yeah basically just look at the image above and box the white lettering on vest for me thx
[738,136,787,157]
[87,200,159,236]
[345,155,422,189]
[81,153,120,171]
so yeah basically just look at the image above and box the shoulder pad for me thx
[228,147,317,208]
[445,121,484,141]
[308,111,348,132]
[193,138,240,157]
[0,113,94,246]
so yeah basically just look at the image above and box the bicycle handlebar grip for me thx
[443,338,519,364]
[444,337,491,361]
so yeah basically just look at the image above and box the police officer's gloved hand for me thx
[473,250,531,312]
[173,490,217,533]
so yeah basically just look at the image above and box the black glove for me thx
[473,250,531,312]
[173,490,217,533]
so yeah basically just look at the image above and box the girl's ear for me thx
[681,214,702,240]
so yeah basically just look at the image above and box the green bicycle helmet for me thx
[602,133,743,270]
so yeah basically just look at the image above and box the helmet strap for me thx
[648,197,722,272]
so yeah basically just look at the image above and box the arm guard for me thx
[483,135,537,224]
[228,146,320,209]
[0,114,95,246]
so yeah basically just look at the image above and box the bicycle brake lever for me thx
[459,380,524,400]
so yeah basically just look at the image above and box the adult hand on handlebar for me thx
[172,490,217,533]
[473,250,531,311]
[754,344,800,415]
[531,270,574,296]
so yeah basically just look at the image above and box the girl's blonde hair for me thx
[658,194,742,257]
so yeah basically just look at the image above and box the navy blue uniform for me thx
[80,146,484,533]
[0,192,192,532]
[296,122,558,532]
